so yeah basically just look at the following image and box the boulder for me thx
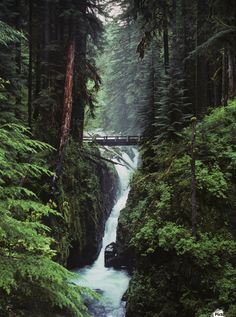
[104,242,118,267]
[104,242,134,270]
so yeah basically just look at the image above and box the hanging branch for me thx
[85,136,135,170]
[84,131,136,169]
[81,150,126,167]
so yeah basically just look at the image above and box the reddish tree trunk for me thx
[51,38,75,192]
[59,38,75,154]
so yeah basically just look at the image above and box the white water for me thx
[74,148,139,317]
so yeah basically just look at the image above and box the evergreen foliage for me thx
[0,0,236,316]
[154,68,192,142]
[0,124,92,317]
[0,20,23,46]
[89,21,160,135]
[0,19,26,123]
[118,100,236,317]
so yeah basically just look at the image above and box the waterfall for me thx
[73,148,139,317]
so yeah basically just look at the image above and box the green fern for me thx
[0,124,91,317]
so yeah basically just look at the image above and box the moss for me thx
[118,100,236,317]
[53,140,118,267]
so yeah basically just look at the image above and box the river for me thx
[73,148,138,317]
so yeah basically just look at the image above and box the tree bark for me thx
[163,3,169,73]
[72,17,87,146]
[59,38,75,155]
[43,0,50,88]
[32,39,42,120]
[51,38,75,192]
[182,0,187,68]
[212,58,221,107]
[221,47,228,106]
[15,0,22,118]
[150,45,156,138]
[228,48,235,98]
[191,118,197,238]
[195,0,208,116]
[34,43,41,108]
[27,0,33,129]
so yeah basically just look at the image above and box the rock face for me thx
[104,222,134,271]
[56,143,118,269]
[66,163,118,268]
[104,242,118,267]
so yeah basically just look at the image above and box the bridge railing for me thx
[83,135,146,145]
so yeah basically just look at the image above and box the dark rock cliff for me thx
[66,163,118,268]
[54,142,118,268]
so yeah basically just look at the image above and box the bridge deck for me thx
[83,136,145,146]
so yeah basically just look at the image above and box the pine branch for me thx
[187,28,236,59]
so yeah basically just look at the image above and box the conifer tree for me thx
[0,124,92,317]
[154,68,192,142]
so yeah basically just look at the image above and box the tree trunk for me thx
[195,0,208,116]
[72,19,87,146]
[182,0,187,68]
[212,57,221,107]
[43,0,50,88]
[15,0,22,118]
[191,118,197,238]
[150,45,156,138]
[171,0,177,58]
[33,42,41,119]
[59,38,75,154]
[163,4,169,73]
[51,38,75,192]
[34,43,41,98]
[221,47,228,106]
[27,0,33,129]
[228,48,235,98]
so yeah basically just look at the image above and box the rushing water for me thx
[74,148,139,317]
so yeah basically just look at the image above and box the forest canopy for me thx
[0,0,236,316]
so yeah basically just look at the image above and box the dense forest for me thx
[0,0,236,317]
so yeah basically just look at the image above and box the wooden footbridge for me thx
[83,135,145,146]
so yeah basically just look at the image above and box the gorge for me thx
[73,148,139,317]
